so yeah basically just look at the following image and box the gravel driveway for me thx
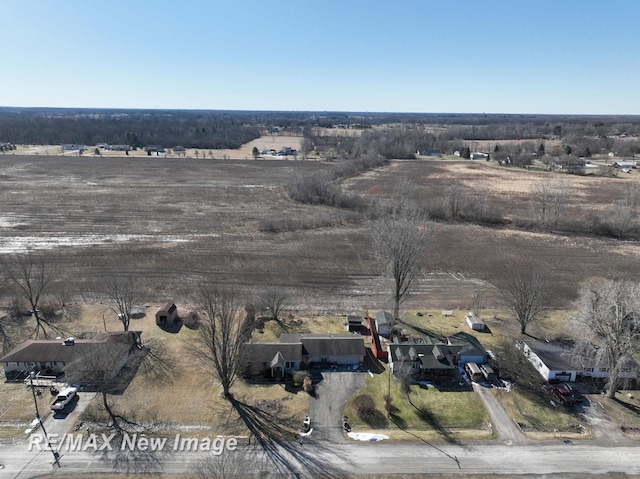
[310,371,365,443]
[473,383,529,445]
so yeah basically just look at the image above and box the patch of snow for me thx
[348,432,389,442]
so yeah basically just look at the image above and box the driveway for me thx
[38,391,97,439]
[473,383,529,445]
[310,371,365,443]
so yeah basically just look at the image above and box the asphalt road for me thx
[310,371,366,442]
[3,438,640,478]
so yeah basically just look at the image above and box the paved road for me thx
[3,438,640,478]
[472,383,528,445]
[310,371,365,442]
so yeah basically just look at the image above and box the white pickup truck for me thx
[50,387,77,411]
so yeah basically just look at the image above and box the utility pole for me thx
[29,372,61,467]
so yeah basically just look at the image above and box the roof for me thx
[243,343,302,363]
[448,331,487,357]
[347,315,362,325]
[279,334,366,357]
[390,340,459,370]
[521,340,580,371]
[158,302,176,313]
[465,312,485,325]
[375,311,393,326]
[0,331,141,364]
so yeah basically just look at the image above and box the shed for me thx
[156,302,178,326]
[345,315,363,333]
[375,311,393,338]
[465,312,485,332]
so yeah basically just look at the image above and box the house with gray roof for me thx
[388,336,464,379]
[0,331,142,381]
[244,333,366,378]
[517,339,638,383]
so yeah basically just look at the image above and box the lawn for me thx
[496,387,586,439]
[345,362,490,441]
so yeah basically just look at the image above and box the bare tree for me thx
[1,252,58,338]
[373,194,432,321]
[444,183,465,219]
[610,183,639,236]
[103,275,139,332]
[572,279,640,398]
[258,287,290,323]
[66,339,149,435]
[193,285,254,398]
[530,179,571,228]
[501,264,551,335]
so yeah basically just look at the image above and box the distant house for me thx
[375,311,393,338]
[465,312,486,332]
[0,331,142,381]
[145,145,165,155]
[517,339,638,383]
[244,333,366,378]
[470,152,489,161]
[62,144,88,151]
[156,302,178,326]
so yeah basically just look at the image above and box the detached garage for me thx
[156,302,178,325]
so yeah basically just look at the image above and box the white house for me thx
[517,339,638,383]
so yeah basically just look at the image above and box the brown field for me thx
[1,154,639,313]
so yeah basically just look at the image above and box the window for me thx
[599,367,608,372]
[584,368,594,372]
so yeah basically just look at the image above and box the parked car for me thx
[550,385,577,407]
[560,383,585,403]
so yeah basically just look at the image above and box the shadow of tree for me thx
[227,395,350,478]
[389,415,462,469]
[613,396,640,415]
[409,400,462,445]
[97,436,174,475]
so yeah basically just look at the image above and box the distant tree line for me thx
[0,109,261,149]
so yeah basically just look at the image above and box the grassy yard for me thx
[597,391,640,434]
[345,362,490,441]
[496,387,586,439]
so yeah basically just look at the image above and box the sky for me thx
[1,0,639,115]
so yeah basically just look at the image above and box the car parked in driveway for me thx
[550,384,577,407]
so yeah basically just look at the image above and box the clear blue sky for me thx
[1,0,638,114]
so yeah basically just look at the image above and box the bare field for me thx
[0,155,638,313]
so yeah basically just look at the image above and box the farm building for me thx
[345,315,363,333]
[465,312,486,332]
[375,311,393,338]
[156,302,178,325]
[366,313,388,361]
[517,339,638,383]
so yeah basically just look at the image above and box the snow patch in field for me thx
[0,234,205,254]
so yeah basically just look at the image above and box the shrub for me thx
[352,394,377,421]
